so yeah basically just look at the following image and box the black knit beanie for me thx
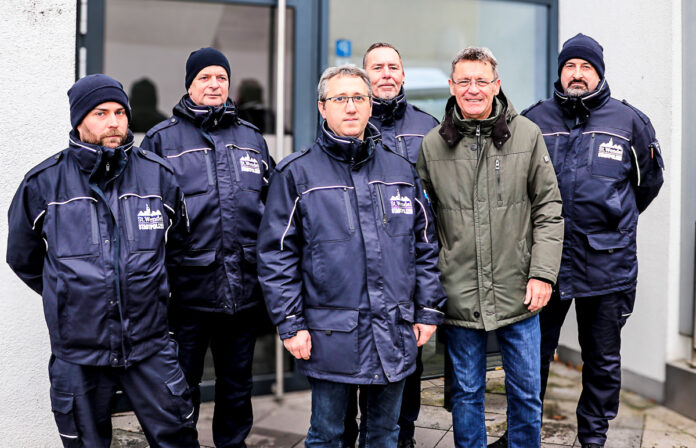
[558,33,605,79]
[68,74,131,130]
[185,47,231,90]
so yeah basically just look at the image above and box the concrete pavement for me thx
[112,361,696,447]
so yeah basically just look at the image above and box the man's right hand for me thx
[283,330,312,360]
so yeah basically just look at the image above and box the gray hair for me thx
[317,64,371,101]
[450,47,499,79]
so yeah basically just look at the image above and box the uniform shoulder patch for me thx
[620,99,650,125]
[26,150,63,179]
[275,147,310,171]
[136,147,174,173]
[521,99,544,116]
[237,118,261,133]
[145,117,178,138]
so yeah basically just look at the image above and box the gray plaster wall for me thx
[0,1,76,446]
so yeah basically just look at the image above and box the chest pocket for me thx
[587,132,630,180]
[395,134,425,164]
[371,181,416,237]
[47,197,100,258]
[120,194,169,252]
[227,144,265,192]
[166,148,214,196]
[542,132,570,177]
[300,185,356,242]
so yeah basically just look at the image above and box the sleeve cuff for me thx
[415,306,445,325]
[277,315,307,340]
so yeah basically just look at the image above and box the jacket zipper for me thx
[588,132,596,167]
[475,125,482,160]
[227,145,242,182]
[343,188,355,230]
[396,136,405,156]
[90,202,99,245]
[203,149,214,186]
[495,159,503,205]
[123,196,135,241]
[376,184,387,224]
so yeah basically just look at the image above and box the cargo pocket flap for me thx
[587,231,630,251]
[397,301,415,323]
[181,250,216,267]
[165,369,188,397]
[50,390,74,414]
[305,308,358,332]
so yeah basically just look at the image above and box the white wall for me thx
[557,0,682,387]
[0,1,76,446]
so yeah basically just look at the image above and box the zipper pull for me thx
[495,159,500,171]
[105,162,110,172]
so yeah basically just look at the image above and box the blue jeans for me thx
[306,378,406,448]
[446,316,541,448]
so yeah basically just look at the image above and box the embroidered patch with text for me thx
[597,138,623,161]
[240,154,260,174]
[390,190,413,215]
[138,204,164,230]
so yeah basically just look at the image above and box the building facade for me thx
[0,0,693,445]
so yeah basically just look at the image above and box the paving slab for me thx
[109,360,696,448]
[414,403,452,431]
[604,426,642,448]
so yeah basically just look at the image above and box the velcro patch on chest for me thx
[137,204,164,230]
[390,190,414,215]
[597,138,624,161]
[240,154,261,174]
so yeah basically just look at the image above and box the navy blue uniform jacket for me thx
[257,123,446,385]
[141,97,274,314]
[523,79,664,298]
[369,89,439,165]
[7,132,187,367]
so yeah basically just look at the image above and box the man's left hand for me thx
[524,278,552,311]
[413,323,437,347]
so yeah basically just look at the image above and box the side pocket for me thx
[165,368,196,426]
[304,308,359,374]
[50,390,80,447]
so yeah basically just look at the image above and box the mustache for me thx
[569,79,588,88]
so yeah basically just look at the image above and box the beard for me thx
[80,128,127,148]
[565,79,589,97]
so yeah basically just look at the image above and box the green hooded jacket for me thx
[416,92,563,330]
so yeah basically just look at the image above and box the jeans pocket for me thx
[50,390,81,447]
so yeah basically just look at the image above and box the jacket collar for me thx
[438,90,513,149]
[317,120,380,166]
[553,78,611,126]
[371,88,407,123]
[173,95,239,130]
[66,129,133,183]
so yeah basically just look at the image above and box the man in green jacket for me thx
[416,47,563,448]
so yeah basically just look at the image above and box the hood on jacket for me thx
[173,94,239,130]
[553,77,611,128]
[317,120,381,166]
[371,88,407,123]
[67,130,134,188]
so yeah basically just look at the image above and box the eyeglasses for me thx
[322,95,371,105]
[451,78,498,89]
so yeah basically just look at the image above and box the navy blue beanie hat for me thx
[185,47,231,90]
[558,33,605,80]
[68,74,131,130]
